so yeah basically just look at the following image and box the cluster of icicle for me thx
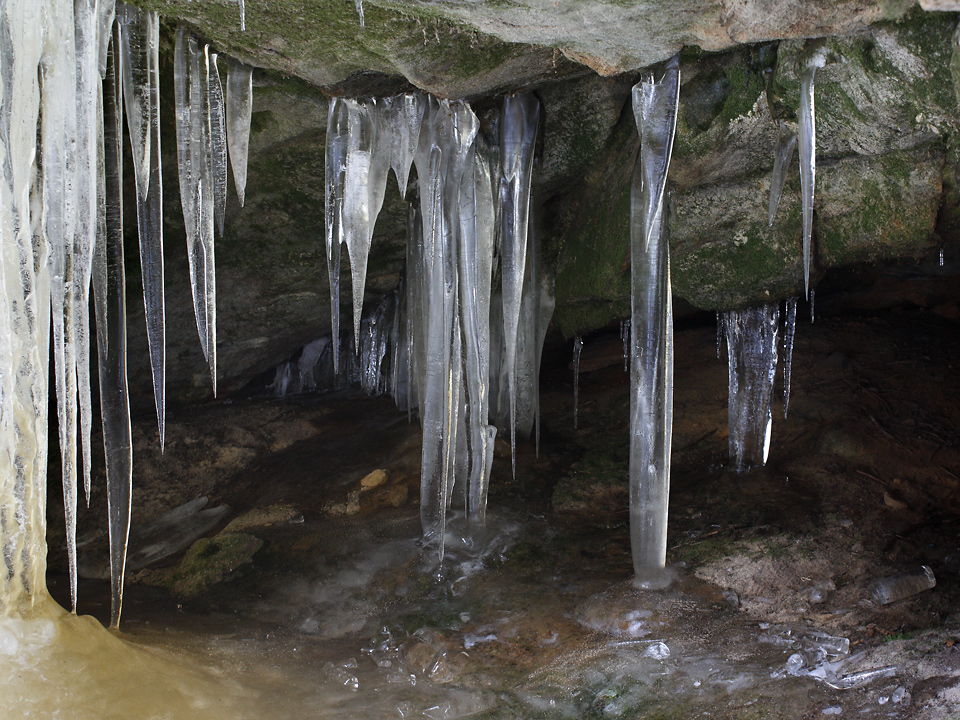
[0,0,253,627]
[324,93,552,561]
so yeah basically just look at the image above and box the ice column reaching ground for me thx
[94,31,134,628]
[118,3,166,444]
[413,98,479,559]
[0,0,52,616]
[226,58,253,207]
[799,43,827,297]
[498,93,539,476]
[782,297,798,419]
[724,304,780,472]
[573,336,584,429]
[458,134,498,523]
[629,56,679,586]
[173,27,220,394]
[42,0,81,611]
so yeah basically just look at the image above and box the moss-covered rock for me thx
[169,532,263,596]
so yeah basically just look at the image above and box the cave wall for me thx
[123,1,960,405]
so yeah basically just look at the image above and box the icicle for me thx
[74,0,102,506]
[810,289,816,323]
[724,304,780,472]
[209,51,227,237]
[226,58,253,207]
[95,32,133,628]
[238,0,246,31]
[458,135,497,524]
[499,93,539,477]
[767,129,797,226]
[783,297,797,420]
[0,0,52,615]
[629,55,679,586]
[381,93,424,198]
[573,336,584,430]
[413,98,478,562]
[325,98,347,375]
[42,0,81,612]
[355,0,365,28]
[118,3,165,446]
[97,0,117,78]
[799,43,827,298]
[939,248,944,267]
[173,28,217,394]
[621,319,630,371]
[342,99,390,352]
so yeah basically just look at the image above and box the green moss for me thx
[716,64,765,125]
[170,532,263,597]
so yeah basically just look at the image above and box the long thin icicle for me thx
[629,55,679,586]
[174,27,218,394]
[499,93,539,477]
[782,296,797,419]
[42,0,80,612]
[724,303,780,472]
[118,3,165,446]
[799,43,827,298]
[74,0,102,507]
[95,30,133,628]
[209,51,228,238]
[325,98,347,375]
[226,58,253,207]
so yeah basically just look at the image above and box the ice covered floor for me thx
[38,303,960,720]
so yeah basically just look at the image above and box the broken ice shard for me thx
[94,31,134,628]
[629,55,679,581]
[499,92,539,477]
[118,2,166,445]
[226,57,253,206]
[799,42,827,297]
[724,303,780,472]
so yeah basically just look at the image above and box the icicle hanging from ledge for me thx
[724,303,780,472]
[799,42,827,298]
[226,58,253,207]
[118,3,166,444]
[629,55,679,587]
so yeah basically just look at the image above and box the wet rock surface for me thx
[48,289,960,718]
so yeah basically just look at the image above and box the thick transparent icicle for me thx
[768,129,797,227]
[414,99,478,561]
[498,93,539,477]
[118,4,165,446]
[783,296,797,419]
[209,52,227,237]
[381,93,424,198]
[458,137,496,523]
[226,58,253,207]
[343,99,390,352]
[629,55,679,584]
[0,0,52,615]
[174,29,217,393]
[799,44,826,297]
[573,336,584,429]
[325,98,348,375]
[42,0,80,611]
[95,37,133,628]
[724,304,780,472]
[74,0,102,505]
